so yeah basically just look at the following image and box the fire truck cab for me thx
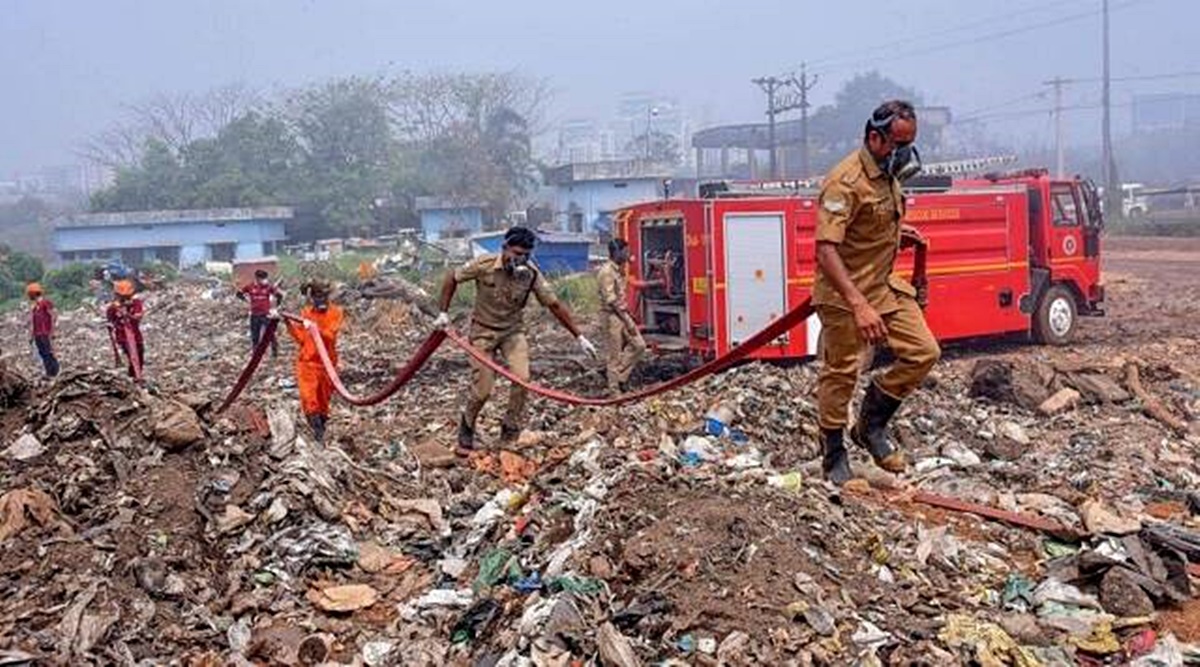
[614,169,1104,361]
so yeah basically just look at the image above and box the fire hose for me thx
[217,243,927,413]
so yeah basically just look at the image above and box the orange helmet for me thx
[114,280,135,297]
[25,282,43,297]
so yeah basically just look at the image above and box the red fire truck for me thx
[613,169,1105,361]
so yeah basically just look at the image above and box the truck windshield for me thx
[1050,186,1080,227]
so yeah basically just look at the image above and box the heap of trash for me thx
[2,273,1200,665]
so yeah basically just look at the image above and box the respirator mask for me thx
[868,112,922,182]
[311,294,329,311]
[882,142,922,182]
[506,253,533,278]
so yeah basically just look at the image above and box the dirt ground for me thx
[1,235,1198,665]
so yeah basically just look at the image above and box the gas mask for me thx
[880,142,922,182]
[505,253,533,278]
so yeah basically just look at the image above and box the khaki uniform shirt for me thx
[596,260,628,315]
[454,253,559,330]
[812,146,916,313]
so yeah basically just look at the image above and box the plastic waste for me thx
[451,599,502,644]
[262,521,357,574]
[767,472,804,492]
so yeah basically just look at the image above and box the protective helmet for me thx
[114,280,136,297]
[25,282,43,297]
[303,279,332,298]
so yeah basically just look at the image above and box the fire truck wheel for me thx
[1033,285,1077,346]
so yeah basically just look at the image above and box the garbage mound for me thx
[1,258,1199,664]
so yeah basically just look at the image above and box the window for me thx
[1050,187,1080,227]
[209,242,237,262]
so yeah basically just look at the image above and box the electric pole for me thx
[795,63,819,180]
[752,69,817,179]
[751,76,785,179]
[1101,0,1118,216]
[1045,77,1067,178]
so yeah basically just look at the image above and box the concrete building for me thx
[414,197,486,241]
[545,159,674,234]
[52,206,291,267]
[1132,93,1200,134]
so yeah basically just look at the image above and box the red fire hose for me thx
[217,244,927,412]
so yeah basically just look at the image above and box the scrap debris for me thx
[1,239,1199,664]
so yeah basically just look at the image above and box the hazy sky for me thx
[1,0,1196,174]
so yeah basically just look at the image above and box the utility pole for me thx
[751,76,784,179]
[1101,0,1118,215]
[752,69,816,179]
[1045,77,1067,178]
[795,63,819,180]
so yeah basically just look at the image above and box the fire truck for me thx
[613,169,1104,361]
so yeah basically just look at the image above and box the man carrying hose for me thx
[435,226,598,455]
[284,280,343,443]
[237,269,282,357]
[106,279,145,378]
[813,100,940,486]
[596,238,652,396]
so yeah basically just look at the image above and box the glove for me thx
[268,308,281,320]
[433,312,451,329]
[577,335,598,360]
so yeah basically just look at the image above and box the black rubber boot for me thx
[308,415,326,444]
[820,428,852,486]
[850,382,906,473]
[456,416,476,456]
[499,422,521,444]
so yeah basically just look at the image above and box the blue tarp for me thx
[471,231,591,276]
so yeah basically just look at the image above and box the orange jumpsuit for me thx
[286,305,344,417]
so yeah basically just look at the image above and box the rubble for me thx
[0,239,1198,662]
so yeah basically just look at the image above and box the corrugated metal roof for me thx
[54,206,294,229]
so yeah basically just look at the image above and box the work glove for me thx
[577,335,598,360]
[268,308,281,320]
[433,312,451,330]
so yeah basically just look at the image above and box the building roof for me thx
[544,159,675,185]
[54,206,294,230]
[414,197,486,211]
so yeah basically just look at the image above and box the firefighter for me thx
[596,238,649,395]
[27,283,60,378]
[434,226,597,454]
[106,279,145,378]
[813,100,940,485]
[237,269,282,357]
[284,280,343,444]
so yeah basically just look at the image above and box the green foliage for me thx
[552,273,599,315]
[88,72,544,242]
[0,245,46,302]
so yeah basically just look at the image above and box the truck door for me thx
[722,212,787,345]
[1047,184,1085,267]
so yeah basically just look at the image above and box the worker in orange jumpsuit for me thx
[106,280,145,378]
[284,280,344,443]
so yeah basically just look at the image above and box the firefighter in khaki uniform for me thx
[596,238,652,395]
[814,100,940,485]
[435,227,598,453]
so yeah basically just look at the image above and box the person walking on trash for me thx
[27,282,60,378]
[282,280,343,444]
[813,100,941,486]
[106,279,146,378]
[596,238,658,396]
[237,269,283,357]
[434,226,598,455]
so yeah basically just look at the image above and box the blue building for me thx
[545,160,673,235]
[415,197,486,241]
[52,207,291,268]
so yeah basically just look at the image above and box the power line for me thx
[809,0,1153,76]
[805,0,1093,69]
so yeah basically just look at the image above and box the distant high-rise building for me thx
[1132,93,1200,134]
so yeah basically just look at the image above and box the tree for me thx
[625,130,681,165]
[79,83,262,169]
[287,77,398,238]
[811,72,922,154]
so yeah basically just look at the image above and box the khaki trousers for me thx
[463,325,530,431]
[605,313,647,392]
[816,295,940,429]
